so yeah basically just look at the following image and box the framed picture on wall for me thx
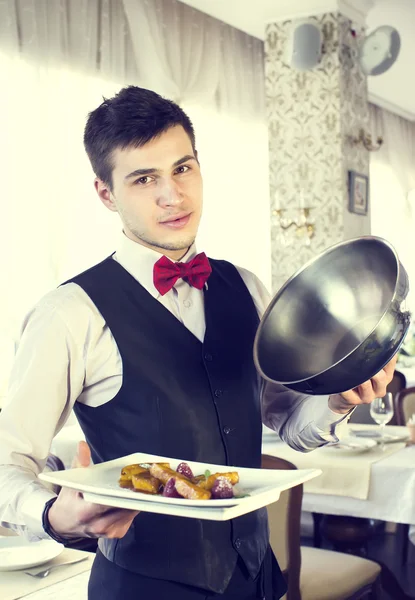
[348,170,369,215]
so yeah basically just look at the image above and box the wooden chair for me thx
[390,385,415,565]
[262,454,302,599]
[394,386,415,426]
[326,370,407,557]
[262,454,381,600]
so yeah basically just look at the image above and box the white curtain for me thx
[0,0,269,396]
[0,0,265,115]
[369,103,415,310]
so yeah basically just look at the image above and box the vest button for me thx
[214,389,222,398]
[204,353,213,362]
[234,538,242,549]
[223,426,231,434]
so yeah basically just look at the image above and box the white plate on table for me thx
[318,437,377,455]
[350,429,410,444]
[0,537,63,571]
[40,452,321,522]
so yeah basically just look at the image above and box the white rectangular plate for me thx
[40,452,321,521]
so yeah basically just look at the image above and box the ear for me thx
[95,178,118,213]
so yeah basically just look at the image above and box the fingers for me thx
[72,441,91,469]
[370,372,388,398]
[353,380,374,404]
[77,501,139,526]
[83,509,139,539]
[369,356,397,397]
[355,356,397,403]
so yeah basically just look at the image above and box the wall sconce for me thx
[272,207,315,246]
[349,128,383,151]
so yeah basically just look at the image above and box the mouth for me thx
[159,212,192,229]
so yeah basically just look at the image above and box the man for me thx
[0,86,395,599]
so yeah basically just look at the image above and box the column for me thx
[266,1,374,291]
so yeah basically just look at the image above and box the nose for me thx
[157,178,183,208]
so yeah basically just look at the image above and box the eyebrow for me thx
[124,155,197,181]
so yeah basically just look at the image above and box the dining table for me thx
[6,571,91,600]
[3,423,414,599]
[262,423,415,545]
[0,541,93,600]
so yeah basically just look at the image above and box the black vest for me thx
[69,256,275,593]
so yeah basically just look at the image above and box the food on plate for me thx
[121,464,148,478]
[131,472,162,495]
[162,477,182,498]
[118,461,240,501]
[119,464,148,487]
[174,478,211,500]
[149,463,188,485]
[211,477,234,499]
[119,462,170,488]
[195,472,239,491]
[176,462,194,479]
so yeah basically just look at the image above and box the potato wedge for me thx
[120,464,149,480]
[197,472,239,491]
[118,477,134,489]
[132,472,162,495]
[138,462,170,470]
[175,478,211,500]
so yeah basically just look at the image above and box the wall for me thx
[265,12,370,292]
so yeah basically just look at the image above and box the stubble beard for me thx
[130,227,196,253]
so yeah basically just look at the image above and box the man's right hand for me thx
[48,441,139,540]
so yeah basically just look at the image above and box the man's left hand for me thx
[328,354,398,414]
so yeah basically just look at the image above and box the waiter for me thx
[0,86,395,599]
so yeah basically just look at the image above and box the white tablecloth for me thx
[262,428,415,526]
[0,549,92,600]
[23,572,89,599]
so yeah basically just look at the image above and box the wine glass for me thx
[370,393,394,450]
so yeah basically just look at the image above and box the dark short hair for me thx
[83,86,197,189]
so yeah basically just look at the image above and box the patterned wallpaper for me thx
[265,12,370,293]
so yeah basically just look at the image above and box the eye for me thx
[175,165,191,175]
[134,176,154,185]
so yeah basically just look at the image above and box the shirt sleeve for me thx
[0,291,85,540]
[236,265,351,451]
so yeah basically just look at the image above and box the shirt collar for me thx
[114,232,199,299]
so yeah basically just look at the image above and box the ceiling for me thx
[179,0,415,121]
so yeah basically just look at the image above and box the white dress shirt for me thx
[0,233,348,541]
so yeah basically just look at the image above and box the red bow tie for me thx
[153,252,212,296]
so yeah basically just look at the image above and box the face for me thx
[95,125,203,260]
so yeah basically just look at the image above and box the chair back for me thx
[387,370,406,398]
[262,454,302,600]
[394,386,415,425]
[348,370,406,425]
